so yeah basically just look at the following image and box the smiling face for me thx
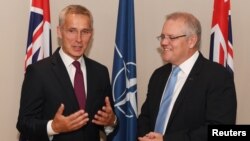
[160,18,198,65]
[57,13,93,60]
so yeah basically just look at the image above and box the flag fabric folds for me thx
[110,0,137,141]
[210,0,234,74]
[25,0,52,69]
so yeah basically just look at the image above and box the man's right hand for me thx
[51,104,89,133]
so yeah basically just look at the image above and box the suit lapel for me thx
[51,48,79,112]
[83,57,97,111]
[167,54,205,128]
[153,65,172,117]
[84,57,109,118]
[83,57,90,111]
[147,64,172,125]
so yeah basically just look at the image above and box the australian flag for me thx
[110,0,138,141]
[210,0,234,75]
[24,0,52,70]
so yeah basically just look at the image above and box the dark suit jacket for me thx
[17,48,113,141]
[138,53,237,141]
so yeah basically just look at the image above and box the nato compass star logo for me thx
[112,45,137,118]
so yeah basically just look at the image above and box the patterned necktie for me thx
[73,61,86,109]
[154,66,181,134]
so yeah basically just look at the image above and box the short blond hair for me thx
[59,5,93,29]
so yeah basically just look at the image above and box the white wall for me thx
[0,0,249,140]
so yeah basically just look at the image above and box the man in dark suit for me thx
[17,5,117,141]
[138,12,236,141]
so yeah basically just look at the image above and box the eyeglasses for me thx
[63,28,92,38]
[156,34,186,42]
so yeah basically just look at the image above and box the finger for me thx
[147,132,159,139]
[92,112,107,125]
[92,119,103,125]
[67,110,86,122]
[105,96,111,108]
[92,115,105,125]
[56,103,64,116]
[94,110,108,121]
[103,98,112,114]
[138,136,148,141]
[52,104,65,133]
[70,113,89,129]
[65,111,89,131]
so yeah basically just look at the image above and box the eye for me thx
[169,36,176,40]
[156,34,165,41]
[68,29,76,33]
[169,35,187,40]
[80,29,92,35]
[82,29,90,34]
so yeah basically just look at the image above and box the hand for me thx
[92,96,116,126]
[138,132,163,141]
[51,104,89,133]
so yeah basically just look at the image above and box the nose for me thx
[161,37,170,46]
[76,32,82,42]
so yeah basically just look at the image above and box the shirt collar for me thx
[59,48,86,68]
[178,51,199,75]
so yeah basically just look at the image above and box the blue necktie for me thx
[154,66,181,134]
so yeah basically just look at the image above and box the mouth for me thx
[73,45,83,50]
[162,46,172,52]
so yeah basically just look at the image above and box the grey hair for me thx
[59,5,93,29]
[165,12,202,48]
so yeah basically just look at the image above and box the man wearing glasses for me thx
[138,12,236,141]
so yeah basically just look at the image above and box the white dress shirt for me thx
[161,51,199,134]
[59,48,87,93]
[47,48,88,139]
[47,48,113,140]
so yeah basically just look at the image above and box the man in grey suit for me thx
[17,5,117,141]
[138,12,236,141]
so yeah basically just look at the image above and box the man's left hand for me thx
[92,96,116,126]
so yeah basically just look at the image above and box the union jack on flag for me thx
[210,0,234,75]
[25,0,52,70]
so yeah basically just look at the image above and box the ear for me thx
[57,26,62,39]
[188,35,198,48]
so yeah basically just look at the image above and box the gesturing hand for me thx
[51,104,89,133]
[138,132,163,141]
[92,96,117,126]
